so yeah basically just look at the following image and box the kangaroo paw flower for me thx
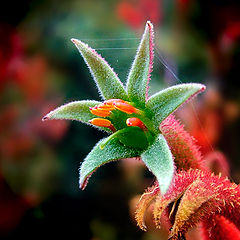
[43,22,205,195]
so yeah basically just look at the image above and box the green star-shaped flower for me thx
[43,21,205,194]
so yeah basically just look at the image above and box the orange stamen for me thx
[89,118,115,132]
[126,117,147,131]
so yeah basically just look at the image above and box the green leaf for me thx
[72,39,128,100]
[126,21,154,104]
[141,134,174,194]
[79,137,140,189]
[146,83,206,131]
[42,100,110,132]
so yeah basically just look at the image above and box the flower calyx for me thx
[89,99,152,150]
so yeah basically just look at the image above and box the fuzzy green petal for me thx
[141,134,174,194]
[79,137,140,189]
[42,100,110,132]
[126,21,154,105]
[146,83,206,131]
[72,38,128,100]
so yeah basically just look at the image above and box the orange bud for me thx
[90,107,111,117]
[113,101,139,114]
[89,118,116,132]
[89,118,112,127]
[126,117,147,130]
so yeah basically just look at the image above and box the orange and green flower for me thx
[43,21,205,194]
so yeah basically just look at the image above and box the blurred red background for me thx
[0,0,239,239]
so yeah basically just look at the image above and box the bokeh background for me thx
[0,0,240,239]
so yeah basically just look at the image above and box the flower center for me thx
[89,99,145,131]
[88,99,153,150]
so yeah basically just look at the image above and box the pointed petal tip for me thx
[71,38,85,47]
[79,179,87,190]
[194,83,206,96]
[201,84,206,91]
[196,83,206,91]
[146,20,153,28]
[71,38,78,44]
[42,115,49,121]
[80,185,85,190]
[80,173,93,190]
[71,38,88,49]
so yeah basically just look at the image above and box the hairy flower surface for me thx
[202,215,240,240]
[135,169,240,239]
[160,114,204,170]
[43,21,205,194]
